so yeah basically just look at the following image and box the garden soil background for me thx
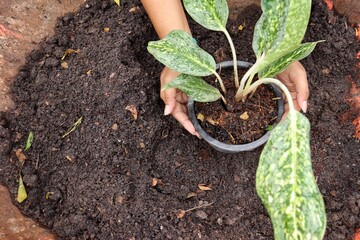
[0,0,359,239]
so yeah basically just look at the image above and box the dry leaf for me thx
[104,27,110,32]
[61,49,80,60]
[198,184,212,191]
[86,70,92,75]
[125,105,138,120]
[61,61,69,69]
[140,142,145,148]
[197,113,205,122]
[186,192,197,199]
[65,155,74,162]
[15,149,26,165]
[205,116,219,125]
[111,123,118,130]
[175,209,186,219]
[151,178,158,187]
[238,22,246,31]
[227,131,236,144]
[240,111,249,120]
[129,6,140,13]
[17,175,27,203]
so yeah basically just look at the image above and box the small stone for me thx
[111,124,118,130]
[114,193,125,205]
[195,210,208,220]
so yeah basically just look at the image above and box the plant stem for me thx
[235,53,265,101]
[241,77,295,112]
[222,29,239,88]
[213,71,226,94]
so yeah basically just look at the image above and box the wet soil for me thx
[0,0,359,239]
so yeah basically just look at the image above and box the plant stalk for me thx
[241,77,295,112]
[213,71,226,94]
[222,29,239,88]
[235,53,265,101]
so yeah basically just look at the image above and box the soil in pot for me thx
[0,0,359,239]
[195,66,279,144]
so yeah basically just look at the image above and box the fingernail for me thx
[194,132,202,139]
[164,105,171,115]
[301,101,307,113]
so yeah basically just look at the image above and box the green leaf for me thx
[17,175,27,203]
[183,0,228,31]
[147,30,216,76]
[24,131,34,151]
[259,41,321,78]
[253,0,312,67]
[163,74,221,102]
[114,0,120,6]
[256,112,326,239]
[252,0,289,58]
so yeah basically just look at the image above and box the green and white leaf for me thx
[256,111,326,240]
[163,74,221,102]
[253,0,312,70]
[17,175,27,203]
[252,0,289,58]
[148,30,216,76]
[183,0,228,32]
[259,41,321,78]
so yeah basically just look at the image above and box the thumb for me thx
[162,88,177,115]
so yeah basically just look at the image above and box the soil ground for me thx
[0,0,359,239]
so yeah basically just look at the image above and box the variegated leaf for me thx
[183,0,228,32]
[252,0,289,58]
[259,41,321,78]
[163,74,221,102]
[147,30,216,76]
[256,111,326,240]
[254,0,312,68]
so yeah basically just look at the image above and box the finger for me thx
[172,104,197,135]
[289,62,309,113]
[161,88,177,115]
[175,90,189,104]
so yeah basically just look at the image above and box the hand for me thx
[276,61,309,114]
[160,67,200,137]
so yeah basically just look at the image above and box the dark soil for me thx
[195,70,279,144]
[0,0,359,239]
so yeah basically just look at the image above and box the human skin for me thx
[141,0,309,135]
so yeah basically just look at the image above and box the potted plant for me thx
[147,0,326,239]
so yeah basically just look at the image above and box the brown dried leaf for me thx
[197,113,205,122]
[104,27,110,32]
[198,184,212,191]
[186,192,197,199]
[125,104,138,120]
[205,116,219,125]
[129,6,140,13]
[15,149,26,165]
[240,111,249,120]
[61,61,69,69]
[61,49,80,60]
[175,209,186,219]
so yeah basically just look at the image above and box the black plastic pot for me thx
[188,60,284,153]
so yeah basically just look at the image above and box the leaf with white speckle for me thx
[163,74,221,102]
[256,111,326,239]
[148,30,216,76]
[183,0,228,32]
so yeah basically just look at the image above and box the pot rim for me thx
[187,60,284,153]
